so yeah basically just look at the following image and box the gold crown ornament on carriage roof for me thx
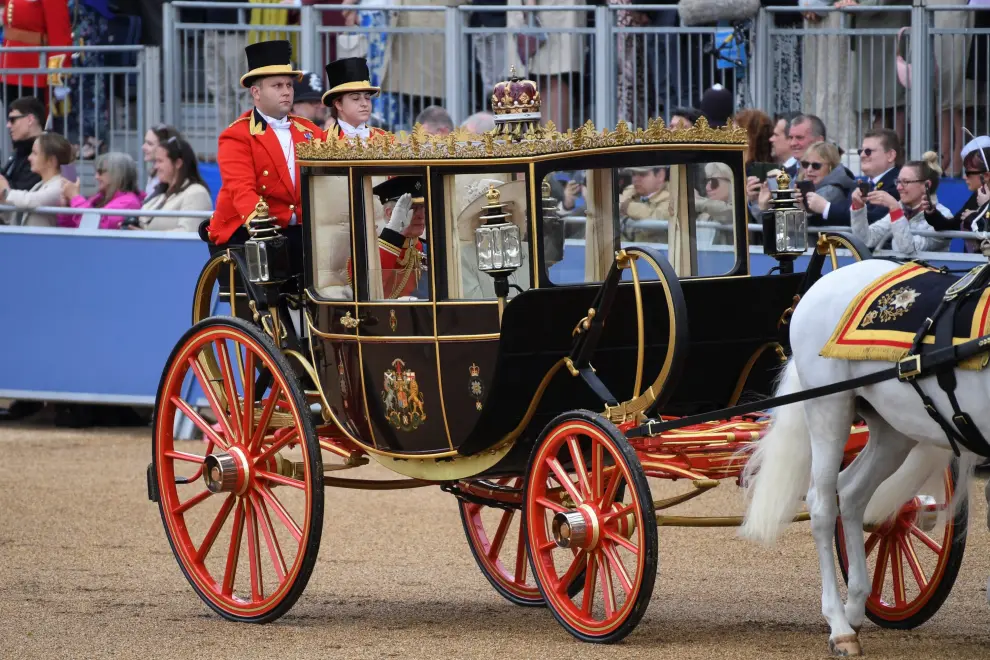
[491,66,542,137]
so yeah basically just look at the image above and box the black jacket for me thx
[824,167,900,226]
[2,137,40,192]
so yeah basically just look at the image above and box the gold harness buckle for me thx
[897,354,922,380]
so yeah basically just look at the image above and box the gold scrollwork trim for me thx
[297,117,747,162]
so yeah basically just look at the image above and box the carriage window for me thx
[543,161,739,284]
[442,172,530,300]
[361,174,432,301]
[309,174,353,300]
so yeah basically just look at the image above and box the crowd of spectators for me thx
[0,95,214,232]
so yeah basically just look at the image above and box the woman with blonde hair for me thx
[849,151,952,254]
[0,133,74,227]
[799,141,856,216]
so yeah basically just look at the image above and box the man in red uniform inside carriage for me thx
[207,39,324,253]
[373,176,428,299]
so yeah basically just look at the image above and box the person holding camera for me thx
[793,142,855,226]
[58,152,142,229]
[848,151,951,255]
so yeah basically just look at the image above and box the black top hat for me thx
[293,71,325,103]
[373,176,425,205]
[322,57,381,106]
[240,40,303,88]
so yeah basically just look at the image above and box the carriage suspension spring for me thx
[441,482,522,512]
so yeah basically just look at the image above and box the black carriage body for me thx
[296,137,807,466]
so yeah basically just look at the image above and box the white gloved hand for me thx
[385,193,413,234]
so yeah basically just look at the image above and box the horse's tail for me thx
[739,360,812,545]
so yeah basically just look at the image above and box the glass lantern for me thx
[475,222,522,273]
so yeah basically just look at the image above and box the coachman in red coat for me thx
[208,40,325,247]
[0,0,72,99]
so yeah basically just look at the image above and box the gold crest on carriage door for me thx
[381,359,427,431]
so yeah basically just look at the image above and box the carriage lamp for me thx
[244,197,291,284]
[542,180,565,266]
[761,171,808,272]
[475,185,522,277]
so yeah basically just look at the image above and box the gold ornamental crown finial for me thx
[509,64,517,78]
[255,197,270,218]
[776,170,791,190]
[485,184,501,205]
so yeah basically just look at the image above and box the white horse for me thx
[739,258,981,656]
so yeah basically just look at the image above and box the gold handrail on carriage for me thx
[602,248,678,424]
[656,512,811,527]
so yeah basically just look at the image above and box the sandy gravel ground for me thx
[2,417,990,660]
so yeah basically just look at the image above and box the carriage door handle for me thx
[339,311,361,330]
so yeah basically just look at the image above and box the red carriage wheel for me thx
[835,464,966,629]
[459,478,545,606]
[153,317,324,622]
[523,410,657,643]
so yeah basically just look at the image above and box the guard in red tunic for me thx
[372,176,428,299]
[322,57,388,140]
[0,0,72,103]
[208,40,324,249]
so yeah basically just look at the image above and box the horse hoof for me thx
[829,634,863,657]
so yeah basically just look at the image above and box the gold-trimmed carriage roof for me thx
[296,117,748,164]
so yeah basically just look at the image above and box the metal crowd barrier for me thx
[0,45,153,172]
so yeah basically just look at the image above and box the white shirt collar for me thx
[338,118,370,139]
[257,108,290,129]
[871,167,894,186]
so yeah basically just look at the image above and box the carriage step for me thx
[147,463,159,503]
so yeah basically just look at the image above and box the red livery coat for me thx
[209,108,324,245]
[0,0,72,89]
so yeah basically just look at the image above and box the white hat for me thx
[961,135,990,160]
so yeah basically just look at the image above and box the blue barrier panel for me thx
[0,227,206,405]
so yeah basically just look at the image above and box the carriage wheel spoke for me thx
[215,340,243,443]
[556,549,587,594]
[872,537,891,599]
[591,441,604,502]
[221,499,246,596]
[250,384,283,452]
[256,485,302,542]
[189,357,236,445]
[245,497,264,601]
[195,493,236,563]
[256,469,305,490]
[597,552,616,618]
[535,496,568,514]
[252,492,287,582]
[174,489,213,516]
[514,526,528,584]
[241,351,255,448]
[567,435,592,497]
[864,531,881,558]
[580,551,598,614]
[164,449,206,465]
[546,457,583,505]
[899,535,928,592]
[890,539,907,607]
[171,395,229,450]
[604,529,639,555]
[254,428,300,467]
[602,503,634,523]
[487,509,514,561]
[909,524,943,554]
[601,466,622,509]
[601,541,633,596]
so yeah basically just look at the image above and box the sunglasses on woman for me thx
[801,161,824,171]
[705,176,730,190]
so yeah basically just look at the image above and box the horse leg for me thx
[836,411,916,633]
[804,394,862,656]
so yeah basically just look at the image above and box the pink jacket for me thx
[58,191,144,229]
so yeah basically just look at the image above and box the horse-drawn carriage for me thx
[148,75,968,646]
